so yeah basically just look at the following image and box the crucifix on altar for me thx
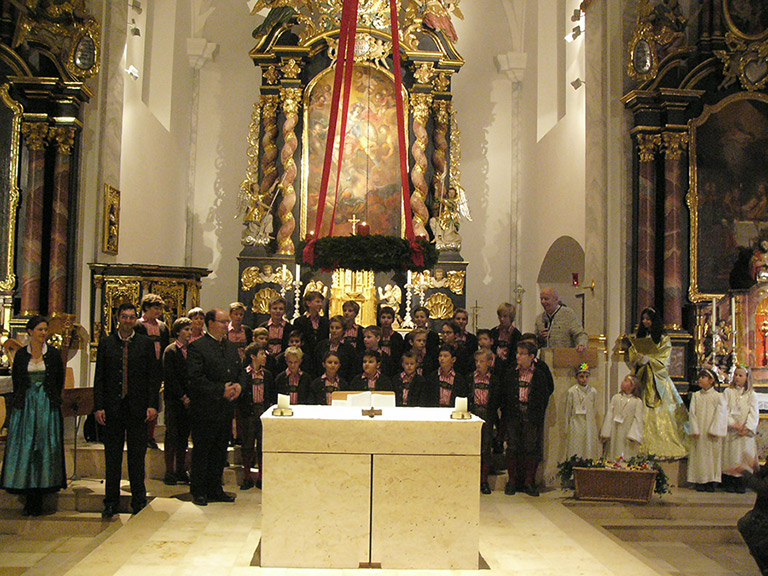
[235,0,471,329]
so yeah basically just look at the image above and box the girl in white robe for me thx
[687,368,728,491]
[565,363,601,460]
[601,374,644,460]
[722,365,759,493]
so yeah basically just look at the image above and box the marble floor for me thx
[0,477,757,576]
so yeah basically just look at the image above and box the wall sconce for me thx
[564,25,582,42]
[125,65,140,79]
[571,9,583,22]
[570,78,585,90]
[128,1,142,14]
[129,18,141,37]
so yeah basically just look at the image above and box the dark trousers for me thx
[240,406,266,480]
[164,403,190,475]
[103,399,147,508]
[190,416,230,498]
[506,417,543,486]
[738,510,768,575]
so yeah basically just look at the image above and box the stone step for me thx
[0,508,123,537]
[607,522,745,545]
[563,497,753,523]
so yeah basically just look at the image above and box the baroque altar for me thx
[237,0,470,327]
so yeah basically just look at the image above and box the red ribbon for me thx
[302,238,317,266]
[409,239,425,268]
[390,0,415,243]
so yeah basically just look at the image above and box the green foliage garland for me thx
[297,235,438,272]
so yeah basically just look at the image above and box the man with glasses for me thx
[94,302,160,517]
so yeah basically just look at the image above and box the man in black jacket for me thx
[187,308,243,506]
[94,302,161,517]
[490,340,552,497]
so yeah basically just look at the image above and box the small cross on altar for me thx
[348,214,360,235]
[362,407,382,418]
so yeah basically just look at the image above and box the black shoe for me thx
[208,491,236,503]
[525,483,540,497]
[705,482,716,493]
[176,471,190,484]
[504,482,515,495]
[240,478,255,491]
[192,495,208,506]
[694,483,706,492]
[102,505,117,518]
[132,502,146,515]
[255,478,262,490]
[480,482,492,495]
[148,439,160,450]
[163,472,177,486]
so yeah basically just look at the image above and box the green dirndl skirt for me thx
[1,372,66,493]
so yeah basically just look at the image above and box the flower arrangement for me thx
[557,454,670,496]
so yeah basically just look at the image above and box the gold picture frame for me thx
[723,0,768,42]
[102,184,120,255]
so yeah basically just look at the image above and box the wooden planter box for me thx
[573,467,657,503]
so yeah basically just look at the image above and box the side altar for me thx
[237,1,470,328]
[260,405,482,569]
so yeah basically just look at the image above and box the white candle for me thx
[731,295,737,338]
[295,263,301,280]
[407,270,412,286]
[712,298,717,333]
[455,397,468,414]
[278,393,290,410]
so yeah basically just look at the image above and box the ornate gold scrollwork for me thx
[281,58,301,79]
[0,85,21,292]
[635,133,662,162]
[424,292,454,320]
[446,270,465,294]
[48,126,76,155]
[414,62,435,85]
[264,65,281,85]
[102,279,141,335]
[627,0,687,83]
[715,33,768,92]
[326,33,391,68]
[21,122,49,151]
[662,132,689,161]
[252,287,282,314]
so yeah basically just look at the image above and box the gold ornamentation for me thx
[102,279,141,335]
[149,281,185,325]
[330,269,377,326]
[21,122,49,151]
[0,85,21,292]
[103,184,120,255]
[414,62,435,84]
[431,98,449,240]
[239,99,262,219]
[253,287,282,314]
[15,4,101,80]
[434,72,450,92]
[635,133,662,162]
[424,292,454,320]
[326,34,391,68]
[627,0,687,82]
[715,33,768,92]
[663,132,689,161]
[264,65,280,84]
[241,265,293,290]
[723,0,768,42]
[277,87,302,255]
[281,58,302,79]
[303,279,328,299]
[48,126,76,155]
[410,92,433,237]
[260,95,280,235]
[446,270,465,294]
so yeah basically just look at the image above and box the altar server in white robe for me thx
[687,368,728,492]
[601,374,644,460]
[564,363,601,460]
[722,365,759,493]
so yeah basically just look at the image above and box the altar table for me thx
[260,405,482,569]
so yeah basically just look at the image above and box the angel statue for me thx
[430,185,471,251]
[242,181,278,246]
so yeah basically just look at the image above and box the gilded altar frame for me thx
[102,184,120,255]
[688,91,768,302]
[0,83,21,292]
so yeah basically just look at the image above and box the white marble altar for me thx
[260,405,482,569]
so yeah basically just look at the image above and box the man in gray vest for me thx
[534,288,588,351]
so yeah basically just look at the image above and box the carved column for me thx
[276,87,301,255]
[48,126,76,313]
[19,122,48,315]
[662,132,689,329]
[431,99,450,219]
[635,133,662,314]
[410,93,433,237]
[260,94,279,230]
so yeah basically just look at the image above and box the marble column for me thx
[48,126,76,314]
[276,87,301,255]
[431,99,450,218]
[19,122,48,316]
[662,132,689,329]
[635,133,662,314]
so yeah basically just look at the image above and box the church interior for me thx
[1,0,768,574]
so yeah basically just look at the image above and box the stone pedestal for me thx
[260,405,482,569]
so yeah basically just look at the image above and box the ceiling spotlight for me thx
[129,1,142,14]
[129,18,141,36]
[565,25,582,42]
[125,65,140,79]
[570,78,585,90]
